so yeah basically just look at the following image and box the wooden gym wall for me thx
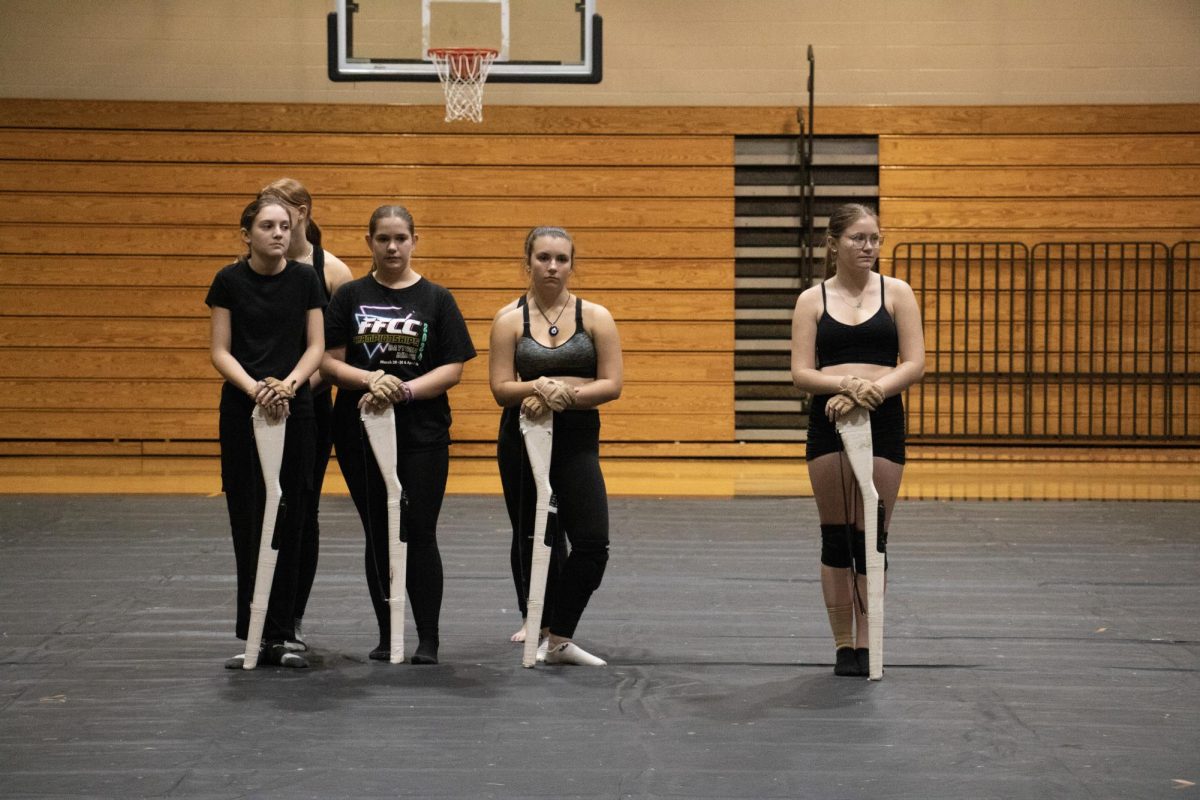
[0,99,737,458]
[0,99,1197,457]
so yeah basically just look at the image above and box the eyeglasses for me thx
[844,233,884,249]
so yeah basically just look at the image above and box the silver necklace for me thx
[534,293,571,336]
[835,281,867,309]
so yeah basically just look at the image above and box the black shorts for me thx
[805,394,906,465]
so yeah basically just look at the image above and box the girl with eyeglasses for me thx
[789,203,926,677]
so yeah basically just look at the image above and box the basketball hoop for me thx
[429,48,498,123]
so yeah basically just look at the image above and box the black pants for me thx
[512,410,610,639]
[218,391,315,643]
[332,400,447,645]
[497,407,567,618]
[294,388,333,622]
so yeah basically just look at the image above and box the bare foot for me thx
[510,626,526,643]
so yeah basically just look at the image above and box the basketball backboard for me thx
[328,0,602,83]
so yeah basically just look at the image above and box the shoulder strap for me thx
[312,247,329,302]
[879,272,886,302]
[574,295,584,324]
[521,298,531,336]
[820,281,828,311]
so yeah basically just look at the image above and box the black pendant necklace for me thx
[535,293,570,336]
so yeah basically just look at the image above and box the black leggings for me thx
[497,407,567,618]
[511,410,610,639]
[218,390,315,643]
[294,388,333,622]
[332,400,447,645]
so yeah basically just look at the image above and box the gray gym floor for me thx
[0,495,1196,799]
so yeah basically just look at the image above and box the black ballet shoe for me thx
[368,645,390,661]
[410,639,439,665]
[834,647,859,676]
[855,647,870,676]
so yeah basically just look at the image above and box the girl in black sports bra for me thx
[790,203,926,677]
[488,226,623,667]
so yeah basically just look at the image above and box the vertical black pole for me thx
[800,45,815,287]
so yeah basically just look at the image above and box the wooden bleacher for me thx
[0,99,1197,496]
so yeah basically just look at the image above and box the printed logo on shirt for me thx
[353,305,429,366]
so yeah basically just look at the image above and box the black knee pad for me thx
[820,524,853,569]
[852,529,867,575]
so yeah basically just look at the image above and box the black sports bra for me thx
[514,297,597,380]
[815,274,899,369]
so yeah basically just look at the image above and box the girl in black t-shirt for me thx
[258,178,355,653]
[321,205,476,665]
[206,197,326,669]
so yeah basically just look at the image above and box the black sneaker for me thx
[284,618,307,652]
[834,647,859,677]
[411,639,439,665]
[264,643,308,668]
[368,645,390,661]
[855,647,870,676]
[224,653,247,670]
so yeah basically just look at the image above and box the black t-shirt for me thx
[205,259,326,414]
[325,274,476,447]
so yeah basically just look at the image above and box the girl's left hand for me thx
[826,393,856,421]
[358,392,391,413]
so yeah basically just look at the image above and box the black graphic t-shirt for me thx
[205,259,325,416]
[325,275,476,447]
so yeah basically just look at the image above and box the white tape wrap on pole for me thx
[835,406,885,680]
[361,403,407,665]
[519,411,555,668]
[244,405,288,670]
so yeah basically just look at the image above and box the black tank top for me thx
[311,246,329,303]
[815,274,899,368]
[514,298,597,380]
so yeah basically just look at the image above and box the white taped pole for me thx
[519,411,555,668]
[244,406,288,669]
[361,404,407,664]
[835,406,885,680]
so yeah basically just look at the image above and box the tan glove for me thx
[263,376,297,400]
[521,393,551,421]
[368,371,405,404]
[263,399,291,421]
[357,391,391,414]
[533,377,577,412]
[250,379,287,408]
[838,376,883,410]
[825,393,856,421]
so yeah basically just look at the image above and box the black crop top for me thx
[514,297,597,380]
[815,274,899,368]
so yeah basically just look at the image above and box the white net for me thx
[429,48,498,123]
